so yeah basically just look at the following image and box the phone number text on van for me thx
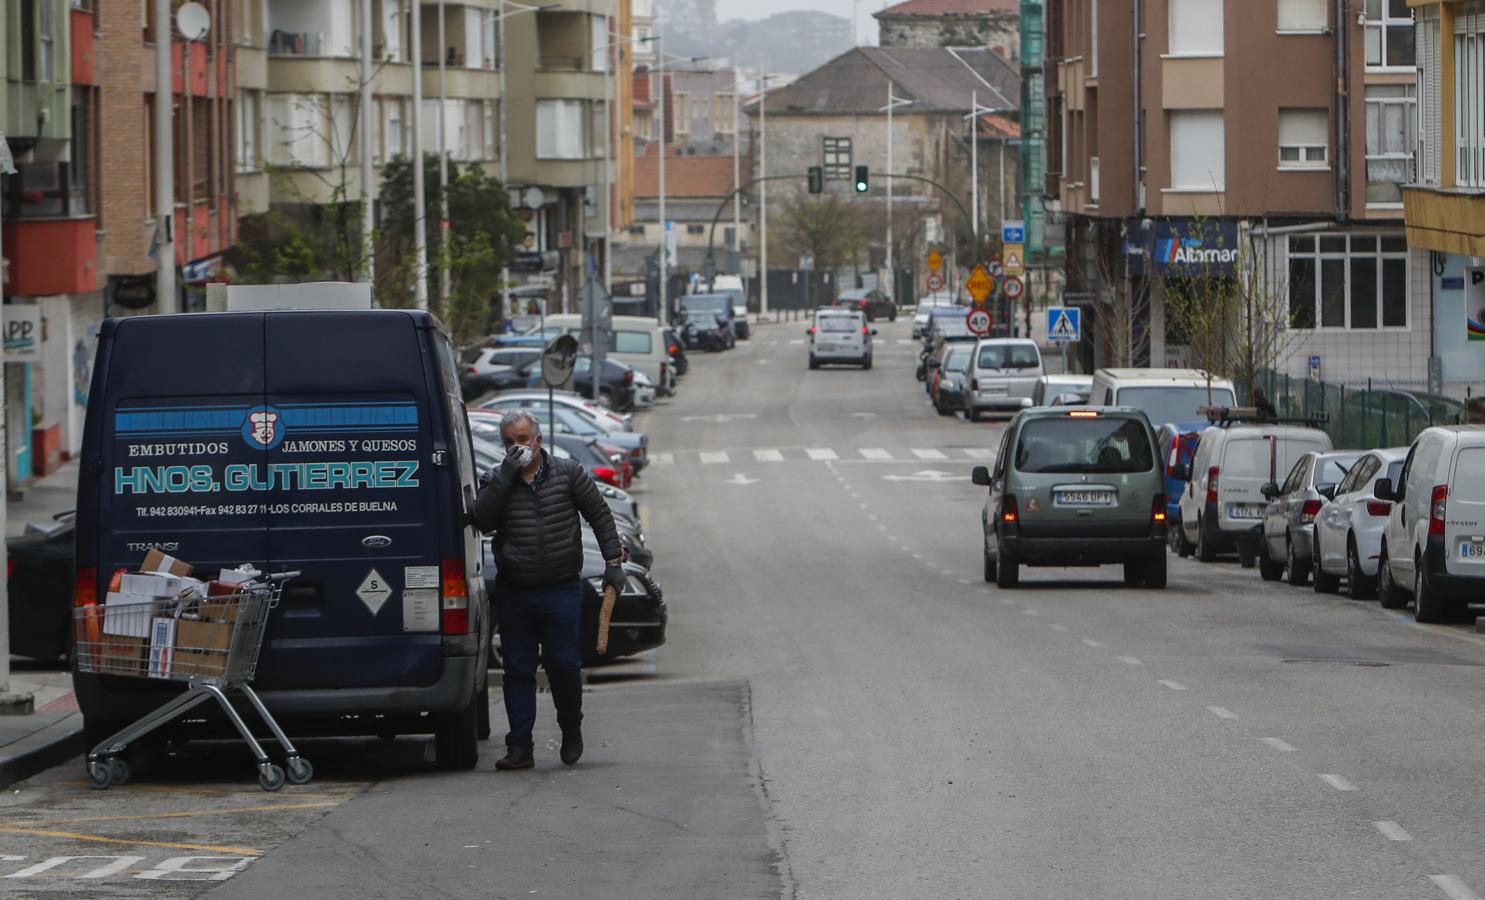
[113,460,420,495]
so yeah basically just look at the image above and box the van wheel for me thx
[982,542,996,583]
[1195,518,1216,562]
[968,407,982,423]
[1144,552,1168,589]
[1123,560,1145,586]
[1236,541,1257,569]
[1413,557,1453,624]
[994,543,1019,589]
[435,692,480,770]
[862,356,872,370]
[1377,546,1408,609]
[1312,533,1340,594]
[809,356,819,370]
[1285,535,1310,586]
[1346,537,1376,600]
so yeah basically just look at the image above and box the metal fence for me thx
[1245,371,1480,450]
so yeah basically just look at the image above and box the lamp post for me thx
[360,0,374,284]
[758,66,770,318]
[593,33,656,295]
[879,83,914,302]
[653,46,708,320]
[438,0,450,304]
[411,0,428,308]
[153,0,176,314]
[962,93,1010,251]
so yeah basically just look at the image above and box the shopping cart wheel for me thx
[258,763,286,792]
[108,757,131,787]
[87,760,113,790]
[285,757,314,785]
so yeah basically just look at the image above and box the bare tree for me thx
[1093,220,1151,367]
[772,189,871,273]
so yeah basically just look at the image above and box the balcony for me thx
[1,217,97,297]
[1402,184,1485,257]
[269,30,326,57]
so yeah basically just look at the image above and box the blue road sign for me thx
[1047,307,1081,342]
[1002,220,1025,245]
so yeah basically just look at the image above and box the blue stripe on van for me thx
[114,404,419,435]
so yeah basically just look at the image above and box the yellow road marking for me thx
[55,780,353,800]
[0,826,263,857]
[26,800,341,828]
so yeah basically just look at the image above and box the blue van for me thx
[73,310,490,769]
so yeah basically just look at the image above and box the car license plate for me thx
[1461,542,1485,560]
[1227,504,1264,519]
[1055,490,1114,507]
[984,385,1007,395]
[819,343,837,352]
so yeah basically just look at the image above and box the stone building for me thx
[874,0,1019,60]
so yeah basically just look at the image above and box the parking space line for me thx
[650,452,674,466]
[1157,680,1187,691]
[859,448,892,460]
[1320,774,1357,791]
[33,800,342,828]
[1207,706,1238,719]
[699,451,730,464]
[1375,821,1413,841]
[962,448,994,459]
[910,448,948,460]
[0,826,264,857]
[1117,655,1143,666]
[806,448,838,460]
[1262,737,1297,752]
[1431,875,1483,900]
[1081,638,1104,647]
[753,449,784,462]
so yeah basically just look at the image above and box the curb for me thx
[0,713,85,790]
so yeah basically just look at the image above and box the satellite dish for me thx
[176,2,210,41]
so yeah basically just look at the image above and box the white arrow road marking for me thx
[1430,875,1483,900]
[699,451,731,464]
[1158,680,1187,691]
[1374,821,1413,841]
[1320,774,1357,791]
[849,412,880,419]
[882,470,970,482]
[1262,737,1296,752]
[859,448,892,459]
[725,473,760,485]
[1207,706,1238,719]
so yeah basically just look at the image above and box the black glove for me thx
[601,562,626,596]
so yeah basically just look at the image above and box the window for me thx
[1169,0,1223,56]
[1090,0,1098,75]
[1364,84,1415,204]
[236,91,261,171]
[1419,14,1441,184]
[1169,111,1225,190]
[385,98,404,160]
[685,224,705,235]
[614,331,653,354]
[1277,0,1325,32]
[673,91,689,137]
[482,9,497,68]
[1364,0,1413,69]
[1014,417,1156,475]
[267,94,328,167]
[464,100,483,161]
[39,0,55,81]
[536,100,584,159]
[330,94,354,162]
[1458,26,1485,188]
[1287,233,1408,330]
[823,137,852,181]
[381,0,402,62]
[1278,108,1328,167]
[484,101,496,160]
[591,15,608,72]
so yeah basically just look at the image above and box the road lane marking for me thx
[1320,774,1357,791]
[911,553,923,560]
[1374,821,1413,841]
[1117,656,1142,666]
[859,448,892,460]
[1049,623,1067,631]
[999,597,1014,606]
[33,801,342,827]
[1022,608,1039,616]
[699,451,730,464]
[752,449,784,462]
[806,448,838,460]
[1081,638,1104,647]
[911,448,948,460]
[650,452,674,465]
[896,339,914,345]
[1206,706,1238,719]
[1158,680,1187,691]
[789,339,804,344]
[1430,875,1483,900]
[1262,737,1297,752]
[0,827,263,857]
[962,448,994,459]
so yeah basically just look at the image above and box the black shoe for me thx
[560,728,584,766]
[495,747,535,770]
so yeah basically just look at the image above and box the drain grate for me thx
[1281,658,1389,667]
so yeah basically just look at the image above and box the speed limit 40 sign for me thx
[966,307,993,336]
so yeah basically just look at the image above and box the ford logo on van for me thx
[361,535,393,549]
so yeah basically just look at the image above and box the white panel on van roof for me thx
[226,283,373,312]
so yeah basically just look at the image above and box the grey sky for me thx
[715,0,886,44]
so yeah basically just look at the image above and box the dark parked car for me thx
[677,293,737,346]
[680,311,730,352]
[833,288,897,322]
[930,344,973,415]
[6,512,74,662]
[469,357,639,411]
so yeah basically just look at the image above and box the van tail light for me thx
[808,326,816,336]
[1300,499,1323,523]
[1152,494,1167,523]
[669,343,680,355]
[441,559,470,634]
[74,566,99,607]
[592,466,620,486]
[862,325,870,335]
[1001,494,1019,523]
[1365,499,1393,517]
[1206,467,1220,505]
[624,370,634,384]
[6,560,14,580]
[1429,485,1448,536]
[971,378,979,391]
[467,366,478,375]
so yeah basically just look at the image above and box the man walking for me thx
[470,410,626,770]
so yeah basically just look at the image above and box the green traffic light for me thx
[854,165,869,193]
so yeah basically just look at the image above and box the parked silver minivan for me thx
[808,309,874,369]
[965,339,1044,421]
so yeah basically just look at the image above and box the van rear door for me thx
[1446,445,1485,578]
[252,313,446,691]
[1221,432,1330,526]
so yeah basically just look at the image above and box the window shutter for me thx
[1278,0,1325,32]
[1420,16,1441,184]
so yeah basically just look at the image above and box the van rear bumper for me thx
[73,655,478,726]
[1004,530,1166,566]
[1424,536,1485,600]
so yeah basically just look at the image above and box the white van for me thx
[544,314,675,396]
[965,339,1043,421]
[809,308,874,369]
[1090,369,1238,428]
[1177,423,1333,565]
[1376,426,1485,622]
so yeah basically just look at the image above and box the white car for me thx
[1311,447,1408,598]
[632,369,657,408]
[466,346,541,377]
[1377,425,1485,622]
[477,390,632,432]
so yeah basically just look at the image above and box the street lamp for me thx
[962,91,1012,245]
[591,32,656,295]
[652,44,708,320]
[878,83,914,302]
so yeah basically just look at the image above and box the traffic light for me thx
[807,166,823,194]
[854,165,869,193]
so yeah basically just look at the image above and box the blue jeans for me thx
[495,579,583,751]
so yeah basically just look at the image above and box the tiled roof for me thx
[876,0,1018,18]
[634,146,746,199]
[978,113,1020,139]
[756,46,1019,116]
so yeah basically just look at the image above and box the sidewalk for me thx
[0,668,82,789]
[7,457,79,539]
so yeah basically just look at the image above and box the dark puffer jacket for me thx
[470,448,623,588]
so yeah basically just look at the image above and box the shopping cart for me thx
[73,570,311,792]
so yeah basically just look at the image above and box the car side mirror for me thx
[1260,482,1279,499]
[870,329,879,336]
[971,465,992,487]
[1373,478,1394,502]
[1316,482,1337,501]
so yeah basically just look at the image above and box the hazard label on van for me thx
[356,568,394,615]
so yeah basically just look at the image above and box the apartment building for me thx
[1404,0,1485,389]
[1049,0,1431,390]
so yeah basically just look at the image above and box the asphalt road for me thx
[10,315,1485,899]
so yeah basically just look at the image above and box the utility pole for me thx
[657,41,668,319]
[970,89,978,246]
[360,0,375,285]
[438,0,451,304]
[0,134,23,709]
[498,0,511,318]
[411,0,429,308]
[759,66,769,318]
[154,0,176,314]
[602,20,614,293]
[731,83,740,273]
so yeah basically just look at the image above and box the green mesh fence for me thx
[1243,371,1466,451]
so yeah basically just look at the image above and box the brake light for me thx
[1206,467,1220,504]
[1429,485,1448,536]
[441,558,470,634]
[592,466,620,486]
[1365,499,1393,517]
[808,326,816,336]
[624,370,634,384]
[1067,410,1099,418]
[669,344,680,354]
[6,560,13,580]
[1152,494,1167,522]
[1001,494,1019,523]
[630,447,643,459]
[862,325,870,335]
[1300,498,1323,523]
[467,366,478,375]
[74,565,98,607]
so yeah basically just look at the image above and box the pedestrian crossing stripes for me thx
[650,446,998,466]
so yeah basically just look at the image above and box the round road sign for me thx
[1002,275,1025,301]
[987,260,1005,277]
[925,272,945,292]
[966,307,993,336]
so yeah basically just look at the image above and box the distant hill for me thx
[656,4,854,76]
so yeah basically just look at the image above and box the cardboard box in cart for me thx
[173,616,232,678]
